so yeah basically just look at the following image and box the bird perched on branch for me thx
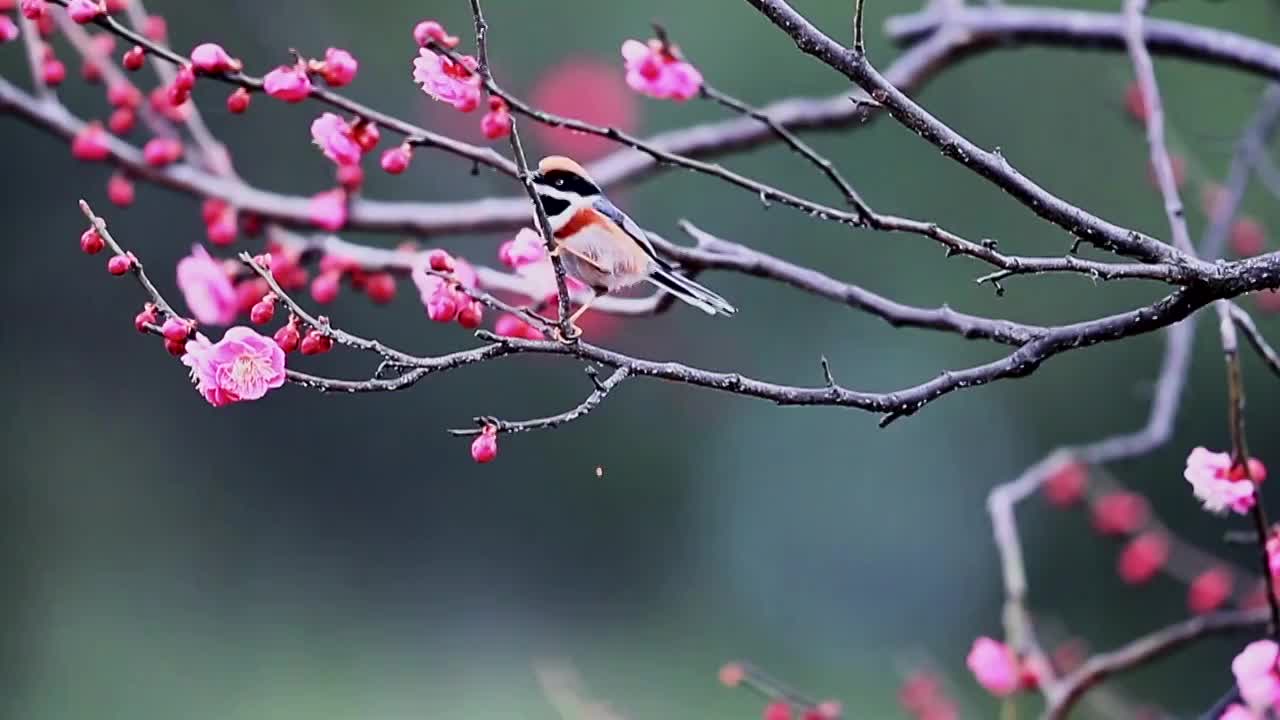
[530,155,736,336]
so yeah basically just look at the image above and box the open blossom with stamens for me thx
[413,48,481,112]
[181,327,286,407]
[1185,447,1257,515]
[310,113,362,166]
[621,38,702,101]
[263,63,311,102]
[176,244,237,325]
[1232,640,1280,714]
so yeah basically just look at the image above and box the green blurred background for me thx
[4,0,1280,717]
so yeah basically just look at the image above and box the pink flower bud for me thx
[470,426,498,464]
[142,136,183,167]
[172,63,195,92]
[273,323,300,353]
[319,47,357,86]
[1188,567,1233,615]
[166,83,190,107]
[122,45,145,71]
[308,189,347,230]
[134,304,157,333]
[336,163,364,191]
[249,299,275,325]
[104,0,127,12]
[0,16,19,43]
[1091,491,1148,535]
[456,300,483,329]
[41,57,65,86]
[20,0,47,20]
[380,145,411,174]
[72,122,111,161]
[190,42,240,73]
[965,637,1019,697]
[67,0,103,24]
[107,172,134,207]
[141,13,164,41]
[206,211,237,246]
[226,87,251,114]
[763,702,793,720]
[494,313,542,340]
[108,107,135,135]
[310,271,340,304]
[106,82,140,109]
[351,121,380,152]
[161,316,192,342]
[1117,532,1169,585]
[263,64,311,102]
[413,20,459,48]
[480,105,512,140]
[427,249,454,273]
[365,272,396,304]
[299,329,333,356]
[80,228,105,254]
[106,252,133,275]
[426,289,458,322]
[164,337,187,356]
[1043,461,1087,507]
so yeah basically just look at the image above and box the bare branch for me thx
[1231,302,1280,377]
[449,367,629,436]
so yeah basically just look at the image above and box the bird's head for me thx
[531,156,601,219]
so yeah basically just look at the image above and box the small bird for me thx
[529,155,736,335]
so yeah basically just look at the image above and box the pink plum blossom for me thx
[190,42,240,73]
[181,327,286,407]
[310,113,362,166]
[1233,640,1280,713]
[67,0,103,24]
[308,188,347,230]
[413,48,481,112]
[1220,705,1256,720]
[1185,447,1256,515]
[263,64,311,102]
[176,244,237,325]
[621,38,702,101]
[499,228,547,268]
[319,47,357,86]
[965,637,1019,697]
[413,19,458,49]
[0,16,19,43]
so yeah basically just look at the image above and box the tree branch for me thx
[448,366,629,436]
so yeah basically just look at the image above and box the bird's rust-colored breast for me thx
[553,208,601,240]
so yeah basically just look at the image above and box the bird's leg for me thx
[553,289,605,344]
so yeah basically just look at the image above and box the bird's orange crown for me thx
[537,155,591,178]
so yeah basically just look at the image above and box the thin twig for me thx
[448,367,629,436]
[1231,302,1280,377]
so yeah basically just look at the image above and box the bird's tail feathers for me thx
[646,268,736,316]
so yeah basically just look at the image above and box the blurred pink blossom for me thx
[965,637,1018,697]
[176,244,236,325]
[621,38,702,101]
[310,113,362,166]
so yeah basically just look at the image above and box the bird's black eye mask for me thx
[534,169,601,196]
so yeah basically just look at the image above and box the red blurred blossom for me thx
[456,301,483,329]
[122,45,145,71]
[428,249,454,272]
[181,327,286,407]
[190,42,241,73]
[763,702,793,720]
[413,19,458,48]
[1124,81,1148,122]
[20,0,46,20]
[494,312,543,340]
[226,87,250,114]
[234,277,269,314]
[107,172,134,206]
[965,637,1019,697]
[34,11,51,36]
[898,670,942,715]
[72,122,111,161]
[1268,534,1280,579]
[206,208,237,246]
[1232,217,1267,257]
[134,303,157,333]
[336,164,364,191]
[1255,290,1280,314]
[104,0,126,12]
[481,96,512,140]
[41,57,65,86]
[718,662,745,688]
[470,425,498,464]
[176,244,236,325]
[311,113,362,166]
[264,63,311,102]
[141,13,164,41]
[310,271,340,304]
[532,58,638,160]
[1091,491,1149,535]
[1188,567,1233,615]
[308,189,347,230]
[0,16,19,43]
[317,47,357,87]
[67,0,102,24]
[621,38,702,101]
[425,288,458,322]
[108,107,135,134]
[352,121,380,152]
[173,64,195,93]
[106,82,141,109]
[80,228,105,254]
[82,58,105,84]
[106,252,134,275]
[1043,460,1088,507]
[365,272,396,304]
[1231,639,1280,712]
[1117,532,1170,585]
[413,48,481,112]
[381,145,411,174]
[142,136,183,167]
